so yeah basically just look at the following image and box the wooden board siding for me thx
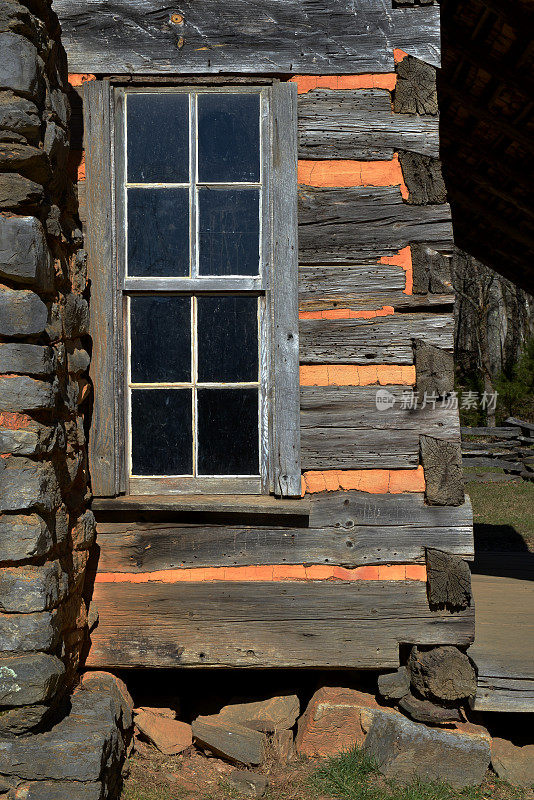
[56,2,440,75]
[300,386,459,469]
[94,492,474,573]
[298,187,454,264]
[298,89,439,159]
[85,579,474,668]
[299,314,454,365]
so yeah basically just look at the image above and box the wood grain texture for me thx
[55,2,440,75]
[271,82,301,497]
[85,579,473,668]
[298,89,439,159]
[298,187,454,264]
[300,386,460,469]
[299,313,454,364]
[92,493,310,516]
[94,492,474,573]
[83,80,121,497]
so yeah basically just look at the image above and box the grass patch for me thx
[309,748,526,800]
[466,479,534,550]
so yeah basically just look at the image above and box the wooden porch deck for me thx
[469,553,534,712]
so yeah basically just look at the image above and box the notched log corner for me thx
[394,55,438,116]
[410,243,453,295]
[414,339,454,402]
[426,548,472,611]
[420,434,464,506]
[398,151,446,205]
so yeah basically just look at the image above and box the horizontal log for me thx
[300,386,459,469]
[92,494,310,517]
[55,1,440,75]
[299,313,454,364]
[298,187,454,264]
[86,579,473,668]
[298,89,439,159]
[471,676,534,713]
[299,293,455,312]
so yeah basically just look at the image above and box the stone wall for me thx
[0,1,131,797]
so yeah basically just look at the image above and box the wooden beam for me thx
[92,493,310,517]
[86,579,474,668]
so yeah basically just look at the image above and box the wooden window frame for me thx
[84,78,301,498]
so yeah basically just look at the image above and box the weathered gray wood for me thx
[92,494,310,517]
[55,1,440,75]
[298,90,439,159]
[471,677,534,713]
[461,427,520,439]
[299,292,454,313]
[86,579,473,669]
[83,80,121,497]
[426,548,471,611]
[411,244,452,294]
[398,151,446,205]
[95,520,475,573]
[414,340,454,400]
[421,435,464,506]
[298,187,454,264]
[300,386,459,469]
[299,313,454,364]
[271,81,301,497]
[394,54,438,116]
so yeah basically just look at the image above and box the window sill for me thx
[91,493,310,518]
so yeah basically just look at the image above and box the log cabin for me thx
[55,0,475,671]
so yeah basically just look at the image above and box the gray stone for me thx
[0,215,53,291]
[78,671,135,731]
[378,667,410,701]
[408,646,477,702]
[0,560,68,612]
[363,710,490,788]
[0,513,54,561]
[0,376,57,415]
[0,457,60,513]
[71,510,96,551]
[0,705,52,738]
[0,343,54,376]
[491,738,534,789]
[0,173,44,210]
[45,86,70,128]
[63,294,89,338]
[0,92,40,141]
[0,143,51,185]
[0,34,42,97]
[192,717,267,766]
[0,653,64,707]
[0,286,48,337]
[0,421,57,457]
[227,770,268,798]
[9,781,103,800]
[0,609,61,652]
[0,375,56,412]
[398,693,461,725]
[66,343,90,375]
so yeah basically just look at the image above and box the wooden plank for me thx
[86,579,474,668]
[299,313,454,364]
[299,293,455,313]
[92,493,310,517]
[298,89,439,159]
[54,1,440,76]
[461,427,520,439]
[270,81,301,497]
[471,676,534,714]
[95,520,474,573]
[298,187,454,264]
[300,386,459,469]
[83,80,121,497]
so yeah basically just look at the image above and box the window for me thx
[83,80,300,497]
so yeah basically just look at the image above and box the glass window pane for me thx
[127,188,189,277]
[131,389,192,475]
[127,93,189,183]
[198,188,259,276]
[197,388,258,475]
[198,93,260,183]
[130,296,191,383]
[197,296,258,382]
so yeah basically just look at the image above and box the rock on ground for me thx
[192,717,267,766]
[295,687,381,758]
[377,667,410,701]
[227,770,268,798]
[491,738,534,788]
[363,710,491,788]
[215,695,299,732]
[135,711,192,756]
[398,692,461,725]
